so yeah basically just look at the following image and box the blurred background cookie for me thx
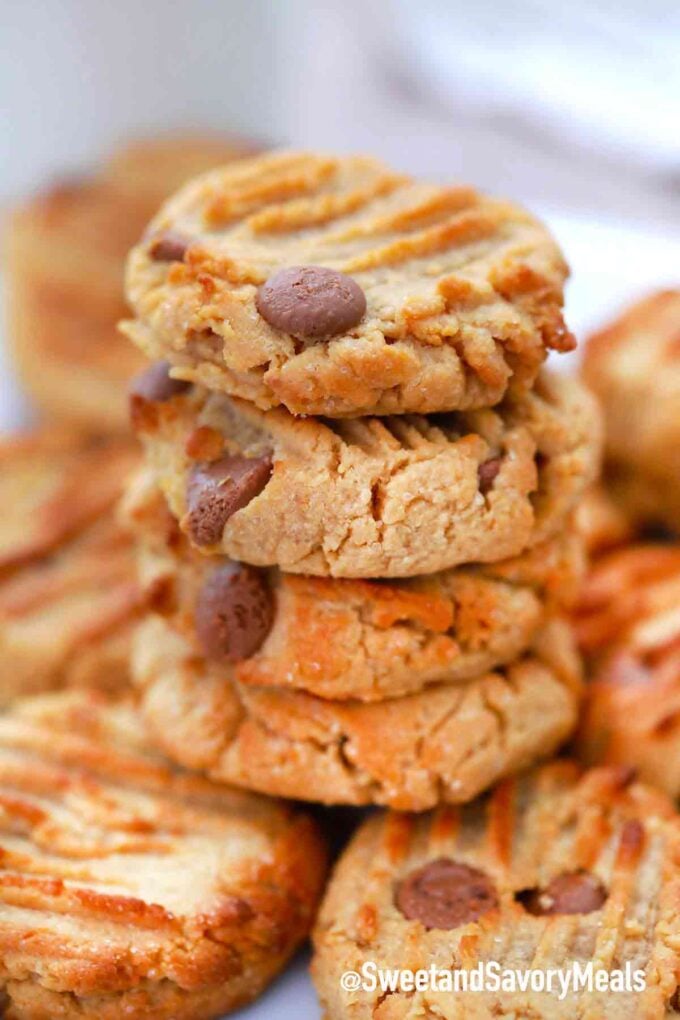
[0,688,327,1019]
[0,428,140,702]
[3,133,259,435]
[582,290,680,535]
[575,539,680,797]
[312,761,680,1019]
[574,484,634,557]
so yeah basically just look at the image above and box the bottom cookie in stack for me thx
[0,429,140,703]
[312,761,680,1019]
[124,473,584,811]
[0,688,327,1020]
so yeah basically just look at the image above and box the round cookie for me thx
[0,688,327,1020]
[132,614,582,810]
[5,135,256,434]
[583,289,680,533]
[0,429,140,703]
[312,761,680,1019]
[131,369,600,577]
[124,468,585,701]
[122,150,574,419]
[576,541,680,798]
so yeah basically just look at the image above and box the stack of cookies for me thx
[121,150,601,811]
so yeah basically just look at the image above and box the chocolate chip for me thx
[149,231,191,262]
[195,562,273,662]
[517,870,607,916]
[186,455,273,547]
[129,361,190,403]
[639,521,678,544]
[478,456,502,494]
[256,266,366,338]
[395,858,498,930]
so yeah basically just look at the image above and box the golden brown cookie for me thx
[124,467,585,701]
[574,484,635,556]
[576,541,680,798]
[122,151,574,418]
[102,132,262,209]
[132,614,582,810]
[603,462,680,539]
[0,688,327,1019]
[4,134,257,434]
[582,289,680,533]
[0,429,140,702]
[312,761,680,1019]
[131,369,600,577]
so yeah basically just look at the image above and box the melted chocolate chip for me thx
[517,870,607,916]
[395,858,498,930]
[195,562,273,662]
[478,456,502,494]
[256,266,366,338]
[149,231,191,262]
[129,361,190,403]
[186,455,273,547]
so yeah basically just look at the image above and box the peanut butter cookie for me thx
[5,135,257,433]
[132,615,582,810]
[124,468,585,701]
[122,151,574,418]
[583,289,680,533]
[576,540,680,798]
[131,369,600,577]
[312,761,680,1019]
[0,688,326,1019]
[0,430,140,702]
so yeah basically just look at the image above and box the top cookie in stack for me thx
[123,151,600,809]
[123,150,574,419]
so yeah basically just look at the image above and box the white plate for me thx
[0,213,678,1018]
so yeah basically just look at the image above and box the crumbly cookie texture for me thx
[576,540,680,798]
[312,761,680,1019]
[132,370,600,578]
[0,688,326,1020]
[132,614,581,810]
[122,151,574,418]
[0,430,140,702]
[124,468,585,701]
[583,289,680,532]
[4,135,256,433]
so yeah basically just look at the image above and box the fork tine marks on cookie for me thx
[313,762,680,1018]
[126,150,574,417]
[0,690,327,1019]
